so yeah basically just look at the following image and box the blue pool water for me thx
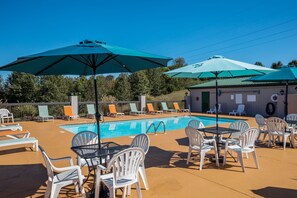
[60,116,238,139]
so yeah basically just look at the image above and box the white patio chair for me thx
[0,108,14,123]
[39,146,85,198]
[266,117,294,149]
[185,126,219,170]
[71,131,100,167]
[229,104,246,116]
[223,128,259,172]
[95,148,144,198]
[188,120,205,129]
[221,120,250,144]
[285,114,297,146]
[255,114,268,141]
[206,104,222,114]
[130,134,150,190]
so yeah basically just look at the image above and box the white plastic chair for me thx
[188,120,205,129]
[285,114,297,146]
[95,148,144,198]
[266,117,294,149]
[223,128,259,172]
[185,126,219,170]
[206,104,222,114]
[0,108,14,123]
[39,146,85,198]
[255,114,268,141]
[130,134,150,190]
[229,104,246,116]
[71,131,100,167]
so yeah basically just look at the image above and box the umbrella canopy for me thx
[0,40,172,149]
[165,55,275,131]
[247,65,297,119]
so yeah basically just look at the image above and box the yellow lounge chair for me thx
[147,103,163,114]
[108,104,124,117]
[63,106,79,120]
[173,102,190,113]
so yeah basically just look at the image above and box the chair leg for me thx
[128,185,131,196]
[95,169,101,198]
[44,181,52,198]
[186,147,192,165]
[50,184,61,198]
[214,149,219,168]
[139,163,149,190]
[237,152,245,172]
[135,182,142,198]
[263,132,268,141]
[199,151,206,170]
[252,151,259,169]
[223,147,228,166]
[74,182,79,193]
[122,187,127,198]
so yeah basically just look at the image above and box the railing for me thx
[146,121,166,135]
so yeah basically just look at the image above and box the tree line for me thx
[0,58,296,103]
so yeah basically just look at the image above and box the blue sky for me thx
[0,0,296,77]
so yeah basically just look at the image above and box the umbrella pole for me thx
[93,69,101,151]
[284,81,288,121]
[215,72,219,131]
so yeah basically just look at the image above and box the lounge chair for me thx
[173,102,189,112]
[207,104,222,114]
[146,103,162,114]
[37,105,54,122]
[0,130,30,139]
[229,104,246,116]
[0,137,38,151]
[129,103,145,115]
[87,104,95,119]
[0,123,22,131]
[108,104,124,117]
[63,106,79,120]
[161,102,176,113]
[0,108,14,123]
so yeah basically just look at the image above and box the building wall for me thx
[189,85,297,117]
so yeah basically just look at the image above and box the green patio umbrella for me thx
[0,40,172,148]
[247,65,297,119]
[165,55,274,130]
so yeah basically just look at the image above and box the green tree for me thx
[288,60,297,67]
[145,68,166,96]
[254,61,263,66]
[0,76,5,100]
[113,74,131,101]
[129,71,150,99]
[6,72,38,102]
[271,61,283,69]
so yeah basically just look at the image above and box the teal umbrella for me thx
[0,40,172,148]
[247,65,297,119]
[165,55,274,130]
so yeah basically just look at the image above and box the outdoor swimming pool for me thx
[60,116,238,139]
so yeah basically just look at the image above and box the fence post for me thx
[70,95,78,115]
[138,95,146,111]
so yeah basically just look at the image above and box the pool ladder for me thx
[146,121,166,134]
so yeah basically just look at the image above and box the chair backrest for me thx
[188,120,205,129]
[72,131,98,146]
[87,104,95,114]
[147,103,155,112]
[229,120,250,139]
[64,106,73,116]
[108,104,117,114]
[266,117,288,135]
[130,133,150,154]
[107,148,144,184]
[130,103,138,112]
[38,105,49,117]
[161,102,169,111]
[185,126,204,148]
[239,128,259,149]
[0,108,10,116]
[39,146,55,180]
[173,102,180,110]
[237,104,245,113]
[285,114,297,121]
[255,114,266,126]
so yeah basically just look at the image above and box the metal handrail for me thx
[155,121,166,134]
[146,123,156,134]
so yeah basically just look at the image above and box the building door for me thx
[201,92,210,112]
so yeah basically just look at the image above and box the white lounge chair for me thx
[130,103,145,115]
[255,114,268,141]
[130,134,150,190]
[39,146,85,198]
[223,128,259,172]
[161,102,176,113]
[185,126,219,170]
[229,104,246,116]
[0,137,38,151]
[0,123,22,131]
[38,105,54,122]
[95,148,144,198]
[207,104,222,114]
[87,104,95,119]
[0,108,14,123]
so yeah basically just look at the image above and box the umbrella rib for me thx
[112,58,133,73]
[136,57,166,67]
[0,56,42,69]
[95,54,118,68]
[69,55,92,68]
[79,55,92,66]
[35,55,69,75]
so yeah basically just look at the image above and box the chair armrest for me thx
[50,156,74,166]
[53,165,81,173]
[97,164,107,171]
[204,139,215,144]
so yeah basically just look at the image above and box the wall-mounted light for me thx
[280,90,285,95]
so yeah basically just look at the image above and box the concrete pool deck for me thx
[0,112,296,197]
